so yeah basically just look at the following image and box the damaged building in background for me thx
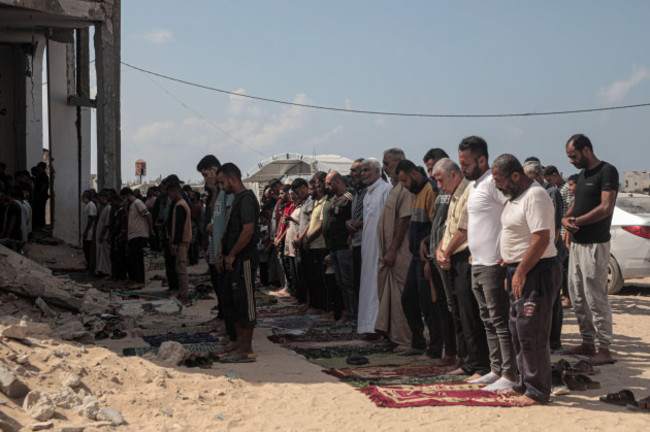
[0,0,121,246]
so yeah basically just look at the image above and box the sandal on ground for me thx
[566,374,600,390]
[346,352,369,366]
[110,330,127,339]
[600,389,635,406]
[627,395,650,412]
[564,360,600,376]
[219,352,256,363]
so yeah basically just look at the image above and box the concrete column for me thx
[24,35,46,169]
[94,0,121,190]
[47,36,87,246]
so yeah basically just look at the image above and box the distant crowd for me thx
[0,133,619,406]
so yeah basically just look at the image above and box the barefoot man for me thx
[217,163,261,363]
[492,154,561,406]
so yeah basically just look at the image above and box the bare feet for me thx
[418,352,440,362]
[392,345,409,353]
[513,395,541,406]
[562,343,596,356]
[588,348,614,364]
[497,388,522,396]
[464,373,483,382]
[447,367,467,376]
[432,355,457,367]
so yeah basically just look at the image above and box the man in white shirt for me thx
[492,154,561,406]
[459,136,516,391]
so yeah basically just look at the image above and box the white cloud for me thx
[344,99,352,110]
[597,66,650,104]
[131,29,173,44]
[307,124,344,149]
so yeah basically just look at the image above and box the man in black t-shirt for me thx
[216,163,260,363]
[562,134,618,365]
[325,171,357,322]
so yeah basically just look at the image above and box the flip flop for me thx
[600,389,635,406]
[219,352,256,363]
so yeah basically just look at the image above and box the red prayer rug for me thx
[359,383,519,408]
[324,363,447,380]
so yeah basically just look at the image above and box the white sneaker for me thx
[483,377,516,392]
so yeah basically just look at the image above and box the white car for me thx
[608,193,650,294]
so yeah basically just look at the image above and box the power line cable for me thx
[121,61,650,118]
[140,73,267,158]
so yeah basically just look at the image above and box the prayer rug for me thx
[323,363,449,380]
[354,375,466,387]
[122,342,222,357]
[268,331,362,345]
[294,344,393,359]
[359,383,519,408]
[136,325,214,337]
[257,315,322,329]
[142,332,220,347]
[257,305,305,317]
[255,291,279,308]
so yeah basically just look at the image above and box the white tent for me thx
[243,153,353,183]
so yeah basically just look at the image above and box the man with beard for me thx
[492,154,560,406]
[433,158,490,380]
[396,159,443,358]
[374,149,413,350]
[358,158,391,335]
[346,158,366,298]
[458,136,515,391]
[291,178,313,307]
[562,134,618,365]
[304,171,329,313]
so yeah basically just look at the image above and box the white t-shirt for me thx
[467,170,507,266]
[500,183,557,264]
[127,199,150,240]
[82,201,97,241]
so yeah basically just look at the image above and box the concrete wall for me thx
[0,44,17,173]
[47,38,91,246]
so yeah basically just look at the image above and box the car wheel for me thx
[607,256,624,295]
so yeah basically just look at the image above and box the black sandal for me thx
[600,389,635,406]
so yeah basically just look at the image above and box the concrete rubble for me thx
[22,391,56,421]
[156,341,191,366]
[0,364,30,398]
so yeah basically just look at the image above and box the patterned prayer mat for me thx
[136,325,214,337]
[255,291,279,308]
[257,315,322,329]
[294,344,393,359]
[268,331,363,345]
[122,342,222,357]
[257,304,305,317]
[359,383,519,408]
[142,332,220,347]
[324,363,449,380]
[354,375,466,387]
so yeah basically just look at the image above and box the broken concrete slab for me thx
[23,390,56,421]
[79,288,112,315]
[156,341,190,366]
[2,324,28,339]
[96,407,124,426]
[51,386,82,409]
[74,395,100,420]
[60,372,81,388]
[28,420,54,430]
[0,364,30,398]
[35,297,58,318]
[0,245,82,312]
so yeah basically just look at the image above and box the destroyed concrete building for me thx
[0,0,121,246]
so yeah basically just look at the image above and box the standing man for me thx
[81,190,97,270]
[396,159,443,357]
[562,134,618,365]
[433,158,490,379]
[304,172,329,313]
[492,153,560,406]
[120,187,154,289]
[290,178,313,307]
[325,171,357,322]
[375,150,414,351]
[217,163,260,363]
[458,136,515,391]
[346,158,366,298]
[32,162,49,231]
[358,158,391,335]
[167,182,192,306]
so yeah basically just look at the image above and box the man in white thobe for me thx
[358,158,392,334]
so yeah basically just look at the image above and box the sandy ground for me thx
[1,243,649,431]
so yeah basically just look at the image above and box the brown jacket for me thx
[171,199,192,245]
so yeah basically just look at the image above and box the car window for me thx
[617,196,650,214]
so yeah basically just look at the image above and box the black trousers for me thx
[307,248,328,310]
[352,246,362,298]
[111,240,128,280]
[83,240,92,269]
[429,259,457,357]
[401,258,442,356]
[295,249,308,304]
[449,249,490,375]
[209,264,236,341]
[127,237,147,283]
[507,257,561,404]
[550,257,568,350]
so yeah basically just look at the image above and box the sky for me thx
[84,1,650,183]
